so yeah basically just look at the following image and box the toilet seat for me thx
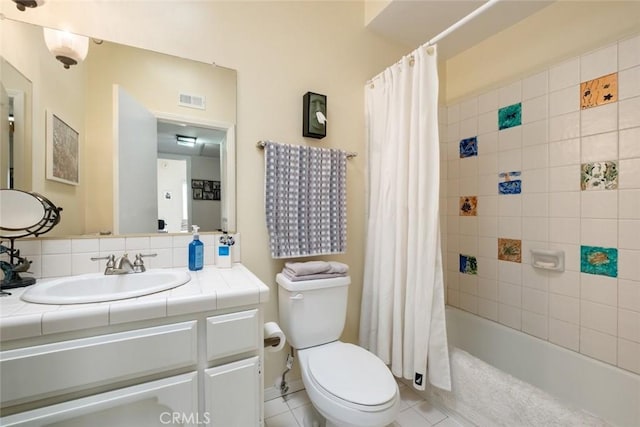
[306,342,397,411]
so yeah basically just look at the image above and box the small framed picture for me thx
[203,191,214,200]
[212,189,221,201]
[46,110,80,185]
[191,179,204,189]
[193,188,203,200]
[303,91,326,139]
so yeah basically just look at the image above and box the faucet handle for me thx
[133,253,157,272]
[91,254,115,268]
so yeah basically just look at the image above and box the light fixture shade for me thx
[12,0,45,11]
[43,28,89,69]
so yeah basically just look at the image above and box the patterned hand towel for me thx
[264,141,347,258]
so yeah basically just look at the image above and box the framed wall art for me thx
[46,110,79,185]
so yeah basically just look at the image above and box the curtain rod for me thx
[425,0,502,48]
[256,140,357,159]
[367,0,502,85]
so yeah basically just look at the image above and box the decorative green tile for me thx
[581,161,618,190]
[498,238,521,263]
[459,196,478,216]
[498,103,521,130]
[459,254,478,275]
[581,245,618,277]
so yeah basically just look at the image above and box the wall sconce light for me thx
[176,135,197,147]
[43,27,89,69]
[12,0,45,11]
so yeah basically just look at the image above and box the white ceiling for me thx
[367,0,555,59]
[157,120,225,158]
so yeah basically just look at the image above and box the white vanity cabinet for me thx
[0,306,265,427]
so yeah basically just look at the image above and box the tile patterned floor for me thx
[265,381,463,427]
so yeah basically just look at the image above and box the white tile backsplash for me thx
[523,70,548,100]
[444,32,640,375]
[619,190,640,220]
[619,96,640,129]
[620,127,640,159]
[522,120,548,146]
[580,327,617,365]
[619,34,640,70]
[499,80,522,106]
[549,112,579,142]
[522,95,548,123]
[619,158,640,188]
[581,43,617,82]
[478,89,499,113]
[619,66,640,100]
[549,318,579,351]
[581,102,618,136]
[549,58,580,91]
[618,309,640,343]
[581,131,618,163]
[549,86,579,116]
[549,138,580,167]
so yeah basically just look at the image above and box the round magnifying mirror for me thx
[0,189,47,234]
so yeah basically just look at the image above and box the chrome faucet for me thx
[91,253,157,275]
[114,253,135,274]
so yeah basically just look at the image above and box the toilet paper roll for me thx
[264,322,286,352]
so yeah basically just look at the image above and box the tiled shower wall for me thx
[441,33,640,375]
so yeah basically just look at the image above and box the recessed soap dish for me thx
[530,249,564,272]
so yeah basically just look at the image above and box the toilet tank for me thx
[277,274,350,350]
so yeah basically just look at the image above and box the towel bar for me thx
[256,140,357,159]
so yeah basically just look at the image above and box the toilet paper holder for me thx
[264,336,281,348]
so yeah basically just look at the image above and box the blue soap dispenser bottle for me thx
[188,225,203,271]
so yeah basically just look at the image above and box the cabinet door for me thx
[205,356,261,427]
[0,372,199,427]
[206,309,259,361]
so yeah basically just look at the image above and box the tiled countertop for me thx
[0,264,269,342]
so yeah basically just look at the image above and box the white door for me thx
[114,86,158,234]
[205,356,261,426]
[157,158,187,233]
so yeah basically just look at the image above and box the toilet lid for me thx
[307,342,397,406]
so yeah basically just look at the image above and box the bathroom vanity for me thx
[0,264,269,426]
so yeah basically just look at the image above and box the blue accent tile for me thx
[459,136,478,158]
[499,181,522,194]
[580,245,618,278]
[498,171,522,195]
[498,103,522,130]
[459,254,478,275]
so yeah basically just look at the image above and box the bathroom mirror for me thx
[0,18,236,236]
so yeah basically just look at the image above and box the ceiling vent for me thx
[178,93,206,110]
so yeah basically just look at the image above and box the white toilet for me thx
[277,273,400,427]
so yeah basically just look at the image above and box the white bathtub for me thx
[441,306,640,427]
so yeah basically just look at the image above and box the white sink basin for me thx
[21,269,191,304]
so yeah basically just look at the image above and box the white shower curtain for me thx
[360,45,451,391]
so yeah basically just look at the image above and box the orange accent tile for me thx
[581,73,617,109]
[459,196,478,216]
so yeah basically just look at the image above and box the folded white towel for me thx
[284,261,349,277]
[281,270,347,282]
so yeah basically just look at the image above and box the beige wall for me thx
[446,1,640,103]
[1,1,408,389]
